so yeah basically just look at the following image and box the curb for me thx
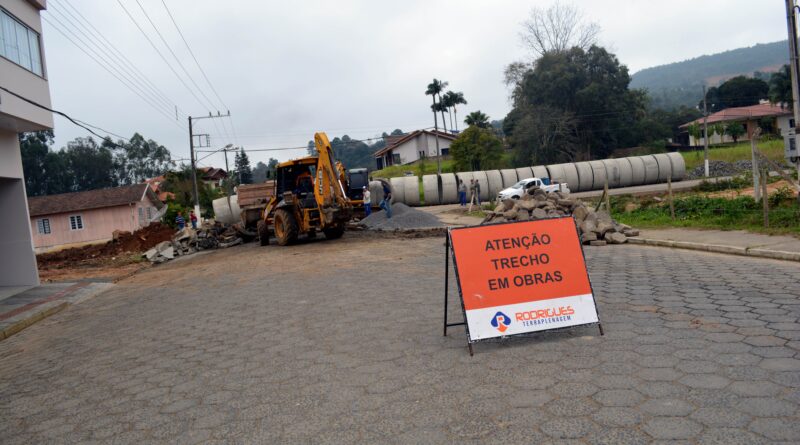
[627,238,800,262]
[0,301,68,340]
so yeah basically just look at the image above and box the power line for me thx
[159,0,238,144]
[1,84,129,144]
[115,0,218,125]
[46,4,181,119]
[41,15,187,132]
[54,0,189,121]
[132,0,229,143]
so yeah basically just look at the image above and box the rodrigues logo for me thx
[490,311,511,333]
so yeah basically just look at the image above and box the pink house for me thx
[27,184,163,252]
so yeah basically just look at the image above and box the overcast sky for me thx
[41,0,788,169]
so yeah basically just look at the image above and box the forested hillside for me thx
[631,40,789,109]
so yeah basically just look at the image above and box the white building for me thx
[374,130,456,170]
[0,0,52,287]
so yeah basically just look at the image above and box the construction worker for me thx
[295,171,313,195]
[363,186,372,217]
[189,211,198,229]
[468,179,478,212]
[458,179,467,206]
[379,182,392,218]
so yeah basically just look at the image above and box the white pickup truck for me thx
[498,177,570,200]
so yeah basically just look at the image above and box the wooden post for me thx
[604,180,611,213]
[762,168,769,228]
[667,176,675,220]
[751,128,761,202]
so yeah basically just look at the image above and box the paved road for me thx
[1,235,799,444]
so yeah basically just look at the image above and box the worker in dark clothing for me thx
[379,182,392,218]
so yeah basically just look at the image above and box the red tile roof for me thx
[680,103,792,128]
[28,184,162,217]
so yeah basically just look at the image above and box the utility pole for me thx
[702,85,709,177]
[786,0,800,180]
[188,111,231,226]
[222,144,234,218]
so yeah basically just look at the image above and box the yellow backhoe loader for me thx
[257,132,354,245]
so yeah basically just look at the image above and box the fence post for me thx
[762,168,769,228]
[667,176,675,220]
[604,179,611,214]
[751,129,761,202]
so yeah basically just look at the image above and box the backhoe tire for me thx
[274,209,298,246]
[323,224,345,240]
[257,220,269,246]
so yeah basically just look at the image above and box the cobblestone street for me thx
[0,236,799,444]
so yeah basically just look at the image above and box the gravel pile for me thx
[360,203,444,230]
[687,160,753,179]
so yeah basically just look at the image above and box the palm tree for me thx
[464,110,490,128]
[442,92,455,132]
[445,91,467,132]
[425,79,448,173]
[433,101,449,133]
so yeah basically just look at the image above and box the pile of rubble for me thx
[144,224,249,263]
[481,188,639,246]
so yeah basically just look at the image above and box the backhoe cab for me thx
[257,132,353,246]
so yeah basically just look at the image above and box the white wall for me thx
[0,130,39,285]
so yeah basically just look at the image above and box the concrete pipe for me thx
[485,170,504,200]
[439,173,459,204]
[653,153,672,183]
[666,152,686,180]
[471,171,490,202]
[389,176,406,204]
[212,195,241,225]
[589,160,608,190]
[515,166,533,180]
[402,176,420,206]
[532,165,549,180]
[616,158,633,188]
[548,163,579,191]
[627,156,646,186]
[574,162,594,192]
[422,174,440,205]
[641,155,660,184]
[601,159,621,188]
[500,169,518,188]
[545,164,566,184]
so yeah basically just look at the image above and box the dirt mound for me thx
[37,223,175,268]
[360,203,444,230]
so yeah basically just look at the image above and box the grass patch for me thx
[681,139,786,171]
[373,159,456,179]
[612,192,800,237]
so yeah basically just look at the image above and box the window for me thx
[392,153,401,165]
[0,8,43,76]
[418,151,427,159]
[138,207,145,225]
[146,207,153,221]
[69,215,84,230]
[36,218,50,235]
[441,148,449,156]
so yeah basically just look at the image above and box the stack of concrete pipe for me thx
[385,153,685,206]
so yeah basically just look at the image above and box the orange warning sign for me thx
[449,217,599,341]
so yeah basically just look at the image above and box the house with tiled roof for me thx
[680,102,793,146]
[374,130,456,170]
[27,184,164,252]
[199,167,227,189]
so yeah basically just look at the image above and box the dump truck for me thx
[257,132,354,246]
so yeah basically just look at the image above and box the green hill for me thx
[631,40,789,110]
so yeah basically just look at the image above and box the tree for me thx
[104,133,173,185]
[444,91,467,132]
[432,102,449,132]
[449,126,504,171]
[160,165,222,218]
[20,131,73,196]
[711,123,725,145]
[306,140,317,156]
[425,78,448,135]
[504,45,647,160]
[234,147,253,184]
[507,105,579,165]
[769,64,792,109]
[267,158,279,179]
[519,1,600,58]
[252,161,268,183]
[724,121,745,143]
[700,76,769,112]
[464,111,490,129]
[64,137,115,191]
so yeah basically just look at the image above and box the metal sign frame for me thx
[443,216,603,356]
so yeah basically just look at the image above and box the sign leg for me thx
[443,234,450,337]
[467,343,474,357]
[598,323,605,336]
